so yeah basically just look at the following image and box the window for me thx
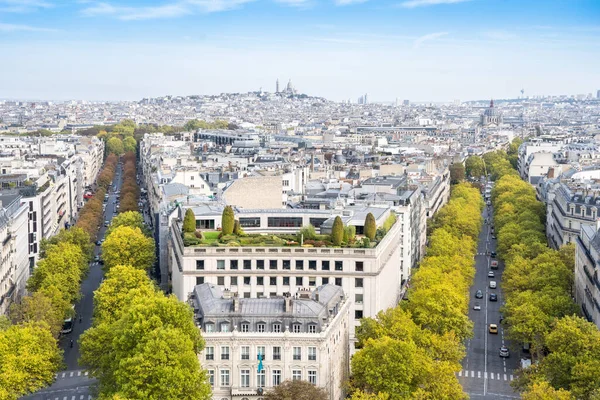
[205,346,214,360]
[293,347,301,360]
[308,370,317,385]
[308,347,317,361]
[257,260,265,270]
[208,370,215,387]
[272,370,282,386]
[257,276,264,285]
[355,278,364,288]
[283,180,290,186]
[308,325,317,334]
[244,276,251,285]
[244,292,251,298]
[230,276,238,286]
[309,217,327,228]
[240,370,250,388]
[196,260,204,270]
[355,310,364,319]
[335,278,342,286]
[257,346,265,360]
[217,276,225,285]
[241,346,250,360]
[230,260,238,270]
[220,370,230,387]
[205,323,214,333]
[309,277,316,287]
[292,324,302,333]
[270,277,277,286]
[283,277,290,285]
[283,260,290,270]
[269,260,278,270]
[217,260,225,270]
[273,346,281,360]
[295,260,304,270]
[308,260,317,270]
[221,323,230,333]
[273,324,281,333]
[322,261,330,270]
[257,323,265,333]
[322,277,329,285]
[221,346,230,360]
[243,259,251,270]
[355,261,364,272]
[257,370,266,388]
[241,323,249,333]
[268,217,303,228]
[335,261,343,271]
[239,217,261,228]
[196,276,204,285]
[292,370,302,381]
[355,293,363,304]
[296,277,303,286]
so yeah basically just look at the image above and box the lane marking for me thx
[504,374,508,381]
[490,373,494,380]
[77,371,81,377]
[471,370,475,378]
[510,374,514,381]
[478,371,481,378]
[458,370,462,377]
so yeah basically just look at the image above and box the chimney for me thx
[233,293,240,312]
[283,293,292,313]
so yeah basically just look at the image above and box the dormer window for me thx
[292,324,301,333]
[205,323,214,333]
[257,323,266,333]
[241,323,249,333]
[308,324,317,334]
[220,322,230,332]
[272,323,281,333]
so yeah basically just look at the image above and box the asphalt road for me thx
[21,163,123,400]
[459,200,520,399]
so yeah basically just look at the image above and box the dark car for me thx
[489,293,498,301]
[95,240,102,246]
[490,251,497,258]
[475,290,483,299]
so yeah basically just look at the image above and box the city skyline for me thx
[0,0,599,101]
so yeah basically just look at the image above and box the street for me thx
[459,200,520,399]
[21,163,123,400]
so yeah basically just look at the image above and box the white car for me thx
[489,281,497,289]
[488,271,495,278]
[473,303,481,311]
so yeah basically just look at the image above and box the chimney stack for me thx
[283,292,292,313]
[233,293,240,312]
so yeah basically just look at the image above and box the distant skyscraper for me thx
[364,93,368,104]
[276,79,280,93]
[403,100,410,106]
[358,95,363,104]
[597,90,600,99]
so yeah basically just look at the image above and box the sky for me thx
[0,0,599,102]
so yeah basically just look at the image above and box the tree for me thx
[221,206,235,235]
[297,225,317,242]
[350,391,390,400]
[364,213,376,240]
[449,163,465,184]
[41,226,93,261]
[521,381,573,400]
[344,225,356,243]
[332,216,344,246]
[183,209,196,233]
[465,156,486,178]
[93,265,157,324]
[123,136,137,153]
[107,211,150,237]
[265,380,328,400]
[0,322,62,399]
[106,137,124,155]
[10,291,65,338]
[101,226,155,271]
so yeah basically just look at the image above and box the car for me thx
[491,260,499,269]
[499,345,510,357]
[475,290,483,299]
[94,255,100,262]
[95,240,102,246]
[491,234,497,240]
[499,314,504,324]
[488,271,495,278]
[489,293,498,301]
[490,251,497,258]
[104,220,109,227]
[489,281,497,289]
[473,303,481,311]
[489,324,498,334]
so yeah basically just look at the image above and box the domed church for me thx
[480,99,503,126]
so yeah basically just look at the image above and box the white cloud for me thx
[0,22,57,32]
[335,0,369,5]
[0,0,52,12]
[273,0,312,7]
[483,30,518,41]
[400,0,470,8]
[413,31,447,48]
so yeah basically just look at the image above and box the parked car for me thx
[489,324,498,334]
[490,251,497,258]
[489,293,498,302]
[473,303,481,311]
[499,346,509,357]
[95,240,102,246]
[491,260,499,269]
[104,220,109,227]
[488,271,495,278]
[475,290,483,299]
[489,281,497,289]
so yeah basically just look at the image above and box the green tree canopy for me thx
[123,136,137,153]
[265,379,328,400]
[465,156,485,178]
[221,206,235,235]
[183,209,196,233]
[107,211,150,237]
[332,216,344,246]
[106,137,124,155]
[364,213,376,240]
[102,226,155,271]
[449,163,465,184]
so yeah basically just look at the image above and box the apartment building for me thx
[575,223,600,328]
[170,205,404,349]
[193,283,349,400]
[0,194,29,315]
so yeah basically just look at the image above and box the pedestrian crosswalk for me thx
[47,395,92,400]
[457,370,514,381]
[54,369,90,379]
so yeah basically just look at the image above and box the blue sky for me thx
[0,0,599,102]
